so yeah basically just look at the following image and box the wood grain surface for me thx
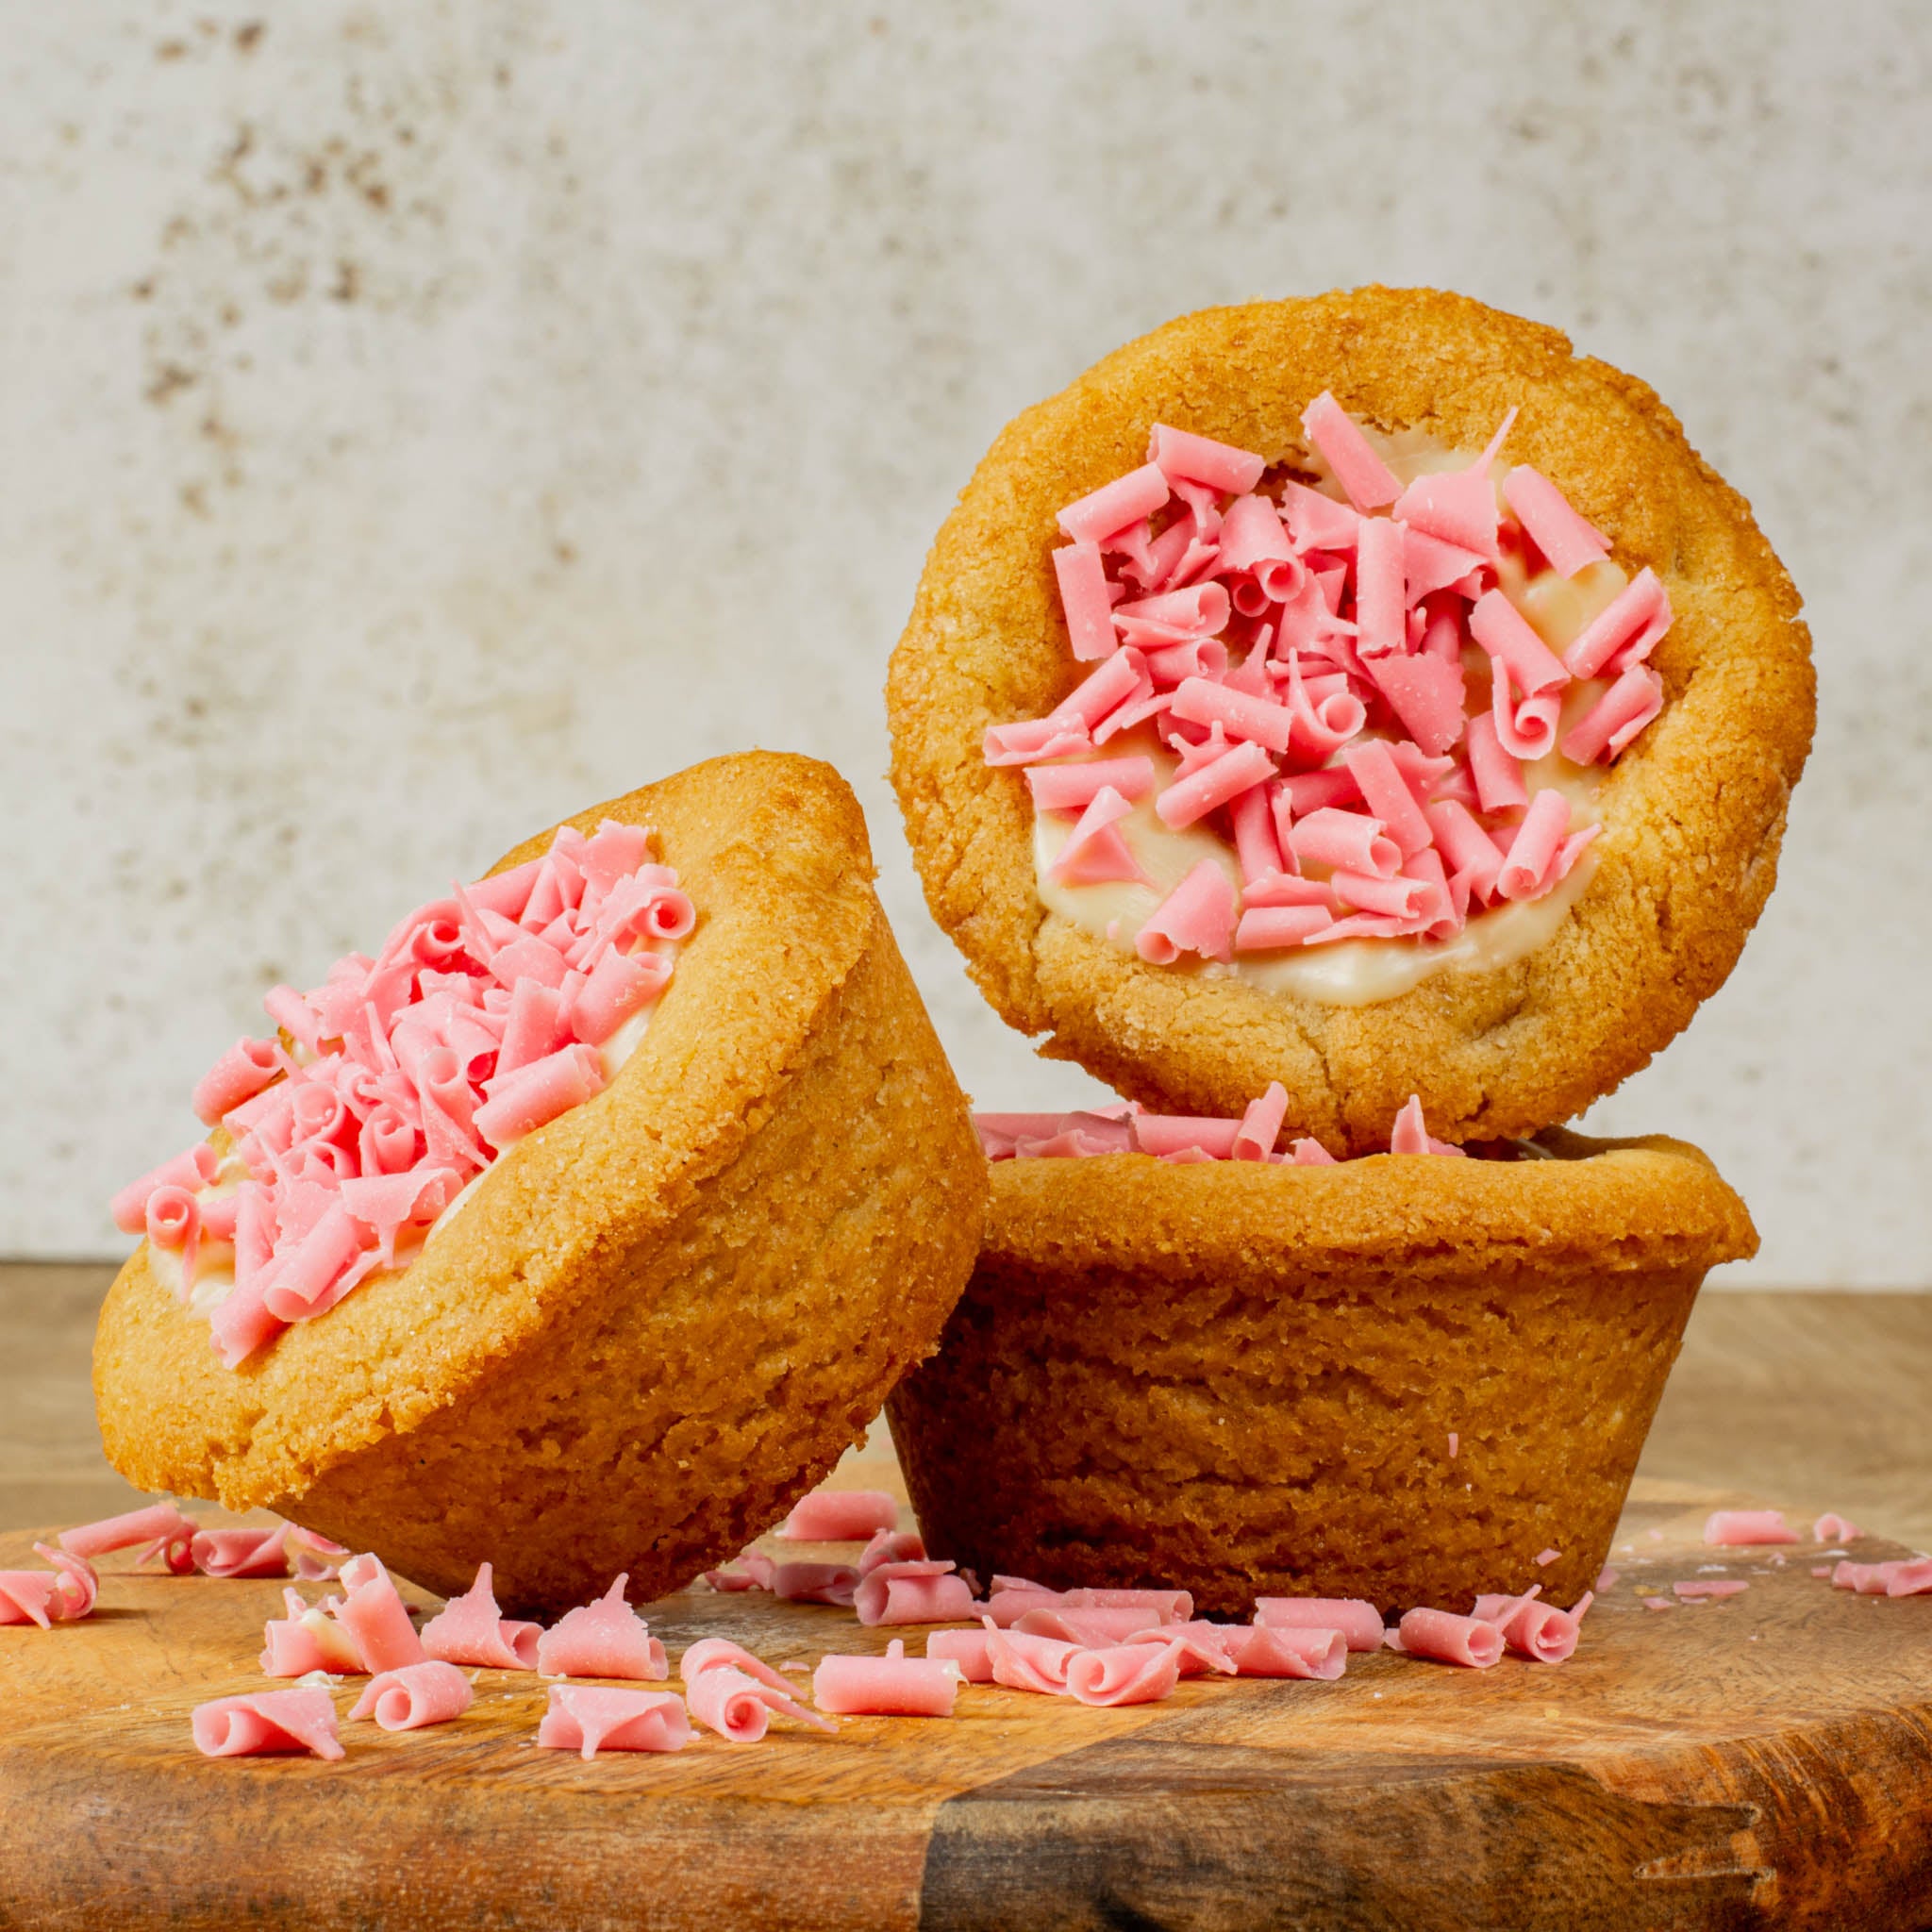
[4,1269,1930,1929]
[3,1476,1931,1929]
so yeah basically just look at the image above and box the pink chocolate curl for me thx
[1232,1082,1289,1161]
[193,1038,281,1125]
[536,1574,667,1681]
[473,1042,606,1151]
[1290,808,1401,879]
[1065,1640,1187,1707]
[1155,740,1275,832]
[538,1685,691,1758]
[569,944,671,1047]
[813,1641,959,1717]
[773,1561,860,1607]
[857,1528,927,1575]
[1560,662,1663,764]
[1058,462,1171,545]
[679,1639,811,1700]
[58,1500,198,1564]
[1170,676,1297,756]
[111,1144,220,1236]
[1221,1624,1348,1680]
[420,1561,541,1672]
[854,1561,977,1628]
[1236,905,1335,951]
[1470,589,1570,696]
[1046,787,1145,888]
[926,1628,996,1683]
[1465,710,1528,813]
[1363,651,1467,758]
[192,1689,344,1760]
[1564,566,1673,679]
[777,1490,900,1541]
[687,1662,834,1741]
[1255,1597,1385,1653]
[1813,1512,1864,1543]
[1496,790,1574,902]
[1392,467,1500,561]
[348,1660,475,1732]
[1135,861,1236,965]
[1705,1509,1799,1547]
[1053,541,1119,662]
[260,1588,339,1677]
[1353,515,1407,656]
[1148,424,1265,495]
[1397,1607,1505,1668]
[1015,1606,1176,1648]
[1301,393,1399,511]
[331,1553,426,1674]
[1502,466,1609,577]
[983,1624,1082,1695]
[192,1527,291,1579]
[1342,741,1434,858]
[1024,758,1156,813]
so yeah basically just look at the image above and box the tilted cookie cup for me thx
[888,288,1814,1149]
[95,753,988,1616]
[888,1128,1755,1617]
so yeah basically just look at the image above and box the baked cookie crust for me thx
[888,289,1815,1147]
[94,752,988,1614]
[888,1128,1756,1616]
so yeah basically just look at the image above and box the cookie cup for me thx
[888,1128,1754,1616]
[95,753,988,1615]
[888,287,1814,1148]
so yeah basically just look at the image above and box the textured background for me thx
[2,1,1926,1281]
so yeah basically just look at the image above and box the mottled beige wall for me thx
[2,2,1926,1281]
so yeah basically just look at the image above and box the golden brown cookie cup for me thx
[94,753,988,1616]
[888,1128,1754,1616]
[887,288,1815,1150]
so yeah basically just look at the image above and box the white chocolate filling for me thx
[1031,424,1630,1008]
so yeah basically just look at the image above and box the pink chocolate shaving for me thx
[112,819,690,1365]
[985,408,1665,974]
[1704,1510,1799,1547]
[420,1561,541,1672]
[537,1685,691,1758]
[347,1660,475,1731]
[813,1640,958,1717]
[535,1574,668,1681]
[776,1490,900,1542]
[192,1689,344,1760]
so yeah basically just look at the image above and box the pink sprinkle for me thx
[1301,393,1399,511]
[1448,1433,1459,1460]
[1057,461,1171,546]
[1672,1580,1750,1600]
[1135,861,1237,965]
[1501,465,1609,577]
[1704,1510,1799,1547]
[1534,1548,1560,1567]
[1148,424,1266,496]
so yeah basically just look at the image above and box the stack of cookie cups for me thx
[884,289,1813,1616]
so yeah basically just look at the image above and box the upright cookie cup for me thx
[888,288,1813,1146]
[95,753,988,1615]
[889,1128,1754,1616]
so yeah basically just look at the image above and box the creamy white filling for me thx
[1030,424,1630,1008]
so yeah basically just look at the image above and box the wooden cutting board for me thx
[2,1474,1929,1932]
